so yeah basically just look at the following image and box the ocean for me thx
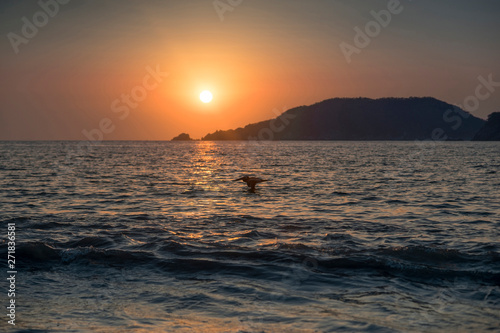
[1,141,499,332]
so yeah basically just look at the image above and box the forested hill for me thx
[201,97,485,141]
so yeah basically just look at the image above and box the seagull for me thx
[233,175,269,191]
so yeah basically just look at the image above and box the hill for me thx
[473,112,500,141]
[201,97,485,141]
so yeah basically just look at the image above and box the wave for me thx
[315,245,500,285]
[63,236,114,248]
[10,238,500,287]
[237,230,278,239]
[14,241,154,266]
[17,242,60,262]
[331,191,350,196]
[29,221,73,230]
[378,245,466,263]
[278,224,312,231]
[276,243,313,251]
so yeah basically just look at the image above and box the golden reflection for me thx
[184,141,225,194]
[257,239,280,247]
[185,233,203,239]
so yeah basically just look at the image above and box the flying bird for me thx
[233,175,269,191]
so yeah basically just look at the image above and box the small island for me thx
[171,133,193,141]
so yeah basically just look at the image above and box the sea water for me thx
[1,141,499,332]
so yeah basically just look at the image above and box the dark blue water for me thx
[1,141,499,332]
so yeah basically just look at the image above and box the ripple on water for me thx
[1,141,499,332]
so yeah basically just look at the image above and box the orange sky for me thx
[1,0,499,140]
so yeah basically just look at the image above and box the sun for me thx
[200,90,213,103]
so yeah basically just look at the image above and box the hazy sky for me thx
[1,0,499,140]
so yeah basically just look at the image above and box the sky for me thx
[1,0,499,140]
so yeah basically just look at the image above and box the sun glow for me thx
[200,90,213,103]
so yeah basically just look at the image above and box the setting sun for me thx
[200,90,213,103]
